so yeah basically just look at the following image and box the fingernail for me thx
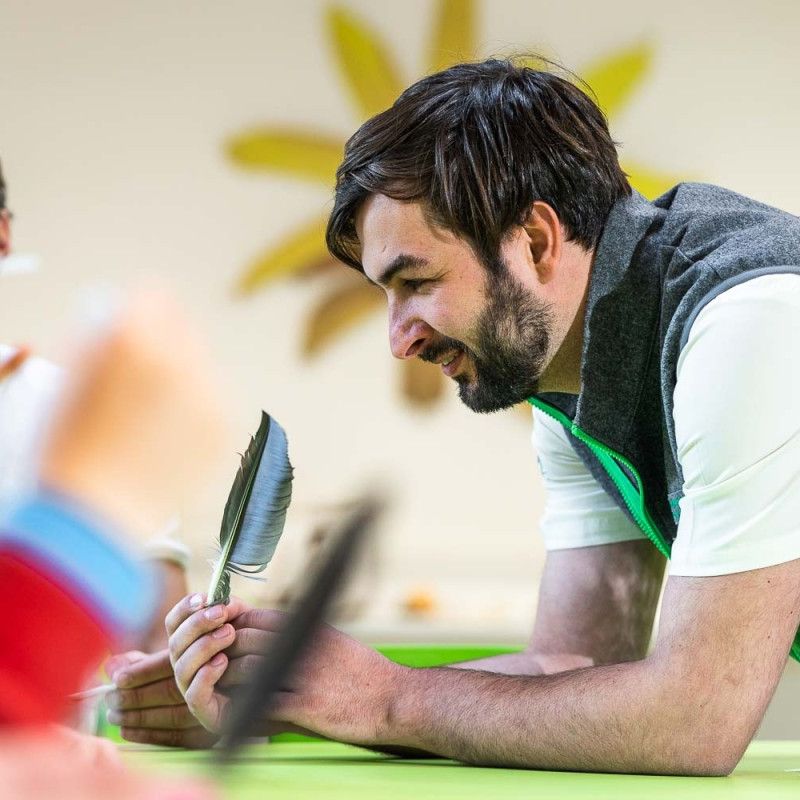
[115,671,131,688]
[204,605,224,621]
[210,653,226,666]
[189,594,204,610]
[212,625,231,639]
[105,692,120,710]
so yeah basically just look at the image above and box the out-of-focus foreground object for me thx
[40,288,229,538]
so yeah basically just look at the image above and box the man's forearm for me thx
[382,659,738,776]
[362,653,593,761]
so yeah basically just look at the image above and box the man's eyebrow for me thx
[371,254,429,287]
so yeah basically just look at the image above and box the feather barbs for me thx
[206,411,294,605]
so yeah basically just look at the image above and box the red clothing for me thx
[0,493,155,725]
[0,550,117,724]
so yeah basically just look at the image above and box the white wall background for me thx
[1,0,799,733]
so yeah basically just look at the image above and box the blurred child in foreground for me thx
[0,290,225,798]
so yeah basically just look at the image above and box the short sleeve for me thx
[532,407,646,550]
[671,273,800,576]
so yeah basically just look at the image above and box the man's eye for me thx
[403,278,430,291]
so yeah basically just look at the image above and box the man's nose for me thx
[389,315,431,360]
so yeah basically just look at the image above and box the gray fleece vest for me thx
[529,183,800,660]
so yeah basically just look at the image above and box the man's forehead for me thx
[355,194,428,240]
[356,195,459,278]
[356,196,425,277]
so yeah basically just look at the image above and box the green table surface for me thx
[106,647,800,796]
[124,740,800,799]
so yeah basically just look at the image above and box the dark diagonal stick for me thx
[215,494,384,765]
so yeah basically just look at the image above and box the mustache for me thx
[418,336,469,364]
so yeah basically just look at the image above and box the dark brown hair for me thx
[326,58,630,272]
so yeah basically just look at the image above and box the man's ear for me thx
[521,201,563,279]
[0,211,11,258]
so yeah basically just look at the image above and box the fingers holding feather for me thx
[166,594,248,644]
[172,624,235,696]
[184,654,231,734]
[165,593,206,637]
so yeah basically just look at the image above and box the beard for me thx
[420,267,554,413]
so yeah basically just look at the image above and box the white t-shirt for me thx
[533,273,800,577]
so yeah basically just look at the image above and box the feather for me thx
[216,494,384,761]
[207,411,294,605]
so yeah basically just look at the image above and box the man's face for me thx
[357,195,557,413]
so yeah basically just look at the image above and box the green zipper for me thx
[527,396,671,559]
[529,396,800,664]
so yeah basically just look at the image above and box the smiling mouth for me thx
[440,350,464,377]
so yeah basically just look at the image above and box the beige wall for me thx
[1,0,799,733]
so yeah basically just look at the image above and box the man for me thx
[117,59,800,775]
[0,158,190,653]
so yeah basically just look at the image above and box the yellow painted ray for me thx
[428,0,476,73]
[236,216,331,295]
[302,280,384,357]
[623,160,688,200]
[581,41,653,119]
[226,129,344,185]
[327,5,405,119]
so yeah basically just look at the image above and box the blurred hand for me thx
[0,726,216,799]
[165,594,402,745]
[135,561,190,653]
[105,649,218,749]
[40,289,227,537]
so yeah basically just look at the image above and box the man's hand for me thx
[166,594,405,744]
[105,649,218,748]
[134,561,190,653]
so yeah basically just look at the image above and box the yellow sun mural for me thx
[226,0,685,409]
